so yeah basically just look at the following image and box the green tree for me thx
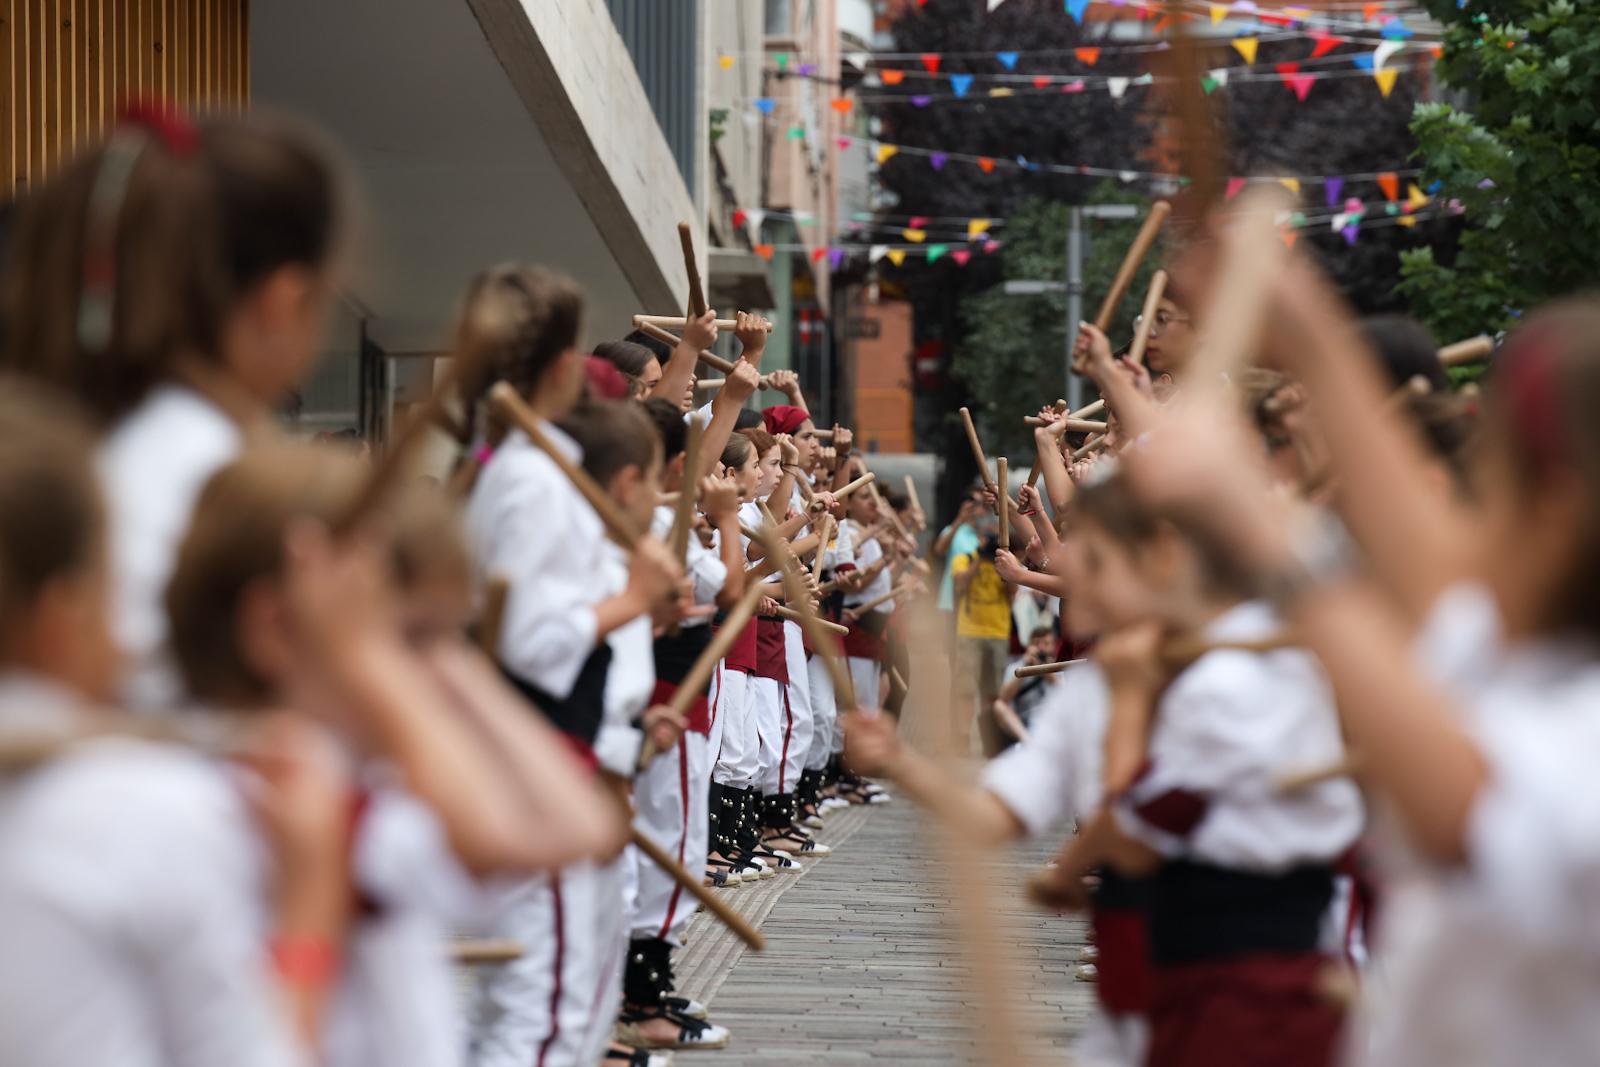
[953,186,1161,458]
[1399,0,1600,337]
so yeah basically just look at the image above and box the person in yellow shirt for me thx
[950,528,1017,756]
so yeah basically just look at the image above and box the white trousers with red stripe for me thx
[469,856,627,1067]
[629,731,711,947]
[709,665,757,789]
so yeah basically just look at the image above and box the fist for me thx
[734,311,771,356]
[724,359,761,403]
[683,309,719,351]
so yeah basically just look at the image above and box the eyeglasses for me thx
[1132,310,1192,338]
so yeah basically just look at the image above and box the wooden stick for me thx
[631,825,766,949]
[1013,658,1086,678]
[1092,202,1172,333]
[1438,335,1494,367]
[451,939,525,965]
[1276,754,1363,793]
[663,582,768,722]
[903,474,922,514]
[751,522,857,712]
[678,222,708,320]
[479,578,510,660]
[488,383,640,550]
[1160,631,1298,670]
[635,321,773,390]
[667,413,703,563]
[1386,375,1433,408]
[812,428,837,439]
[693,378,725,391]
[1022,416,1108,433]
[633,314,770,333]
[812,514,835,582]
[997,458,1010,552]
[960,407,996,492]
[833,470,877,500]
[846,581,915,619]
[1126,269,1169,368]
[1072,434,1107,461]
[775,605,849,635]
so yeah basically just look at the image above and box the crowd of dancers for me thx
[2,102,1599,1067]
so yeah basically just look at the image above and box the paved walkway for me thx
[674,797,1096,1065]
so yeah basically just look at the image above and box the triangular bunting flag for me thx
[1202,77,1220,95]
[1374,41,1404,69]
[927,244,949,263]
[997,51,1020,70]
[910,216,930,228]
[1361,2,1381,21]
[1429,45,1443,59]
[983,240,1002,254]
[1324,176,1344,207]
[811,248,829,264]
[930,152,949,170]
[1107,77,1131,100]
[977,157,997,174]
[1281,226,1299,249]
[719,55,736,70]
[968,218,992,239]
[1032,76,1053,89]
[1406,183,1429,210]
[1065,0,1091,22]
[951,249,972,266]
[989,87,1014,98]
[1210,68,1230,86]
[903,229,927,243]
[886,249,907,267]
[1279,177,1302,196]
[1396,215,1418,228]
[830,98,853,113]
[1232,37,1259,64]
[1118,170,1138,184]
[836,137,853,149]
[1309,31,1342,58]
[950,74,975,97]
[786,125,805,140]
[1374,68,1399,96]
[1226,176,1248,199]
[1151,14,1172,33]
[876,143,899,164]
[920,54,941,74]
[1341,223,1360,246]
[1288,73,1316,101]
[754,244,775,261]
[869,245,889,263]
[1352,52,1376,71]
[1063,80,1087,93]
[1210,3,1228,24]
[1275,61,1300,77]
[880,69,906,86]
[1377,172,1399,201]
[1134,73,1155,86]
[755,97,777,114]
[774,53,790,69]
[911,95,932,107]
[1075,47,1101,66]
[828,247,847,270]
[732,209,748,227]
[745,209,767,230]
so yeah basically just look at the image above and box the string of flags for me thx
[735,185,1454,269]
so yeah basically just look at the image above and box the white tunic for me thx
[1354,585,1600,1066]
[1116,601,1363,870]
[650,504,727,623]
[98,384,242,709]
[981,662,1110,837]
[842,523,893,618]
[465,425,603,698]
[595,542,651,777]
[0,674,300,1067]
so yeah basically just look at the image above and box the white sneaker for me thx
[1078,944,1098,963]
[802,814,826,829]
[1074,964,1098,983]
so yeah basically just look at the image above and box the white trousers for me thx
[805,652,840,769]
[750,675,788,795]
[778,621,814,794]
[848,655,881,712]
[630,731,711,947]
[709,665,757,788]
[470,855,627,1067]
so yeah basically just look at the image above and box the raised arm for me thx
[652,308,718,407]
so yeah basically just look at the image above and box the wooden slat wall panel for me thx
[2,0,248,200]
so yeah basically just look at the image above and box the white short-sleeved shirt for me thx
[98,384,243,709]
[843,523,893,616]
[1115,601,1363,871]
[981,662,1110,838]
[325,776,488,1067]
[465,425,604,699]
[1354,584,1600,1066]
[0,674,301,1067]
[595,542,651,777]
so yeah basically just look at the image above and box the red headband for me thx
[762,404,809,436]
[584,356,632,401]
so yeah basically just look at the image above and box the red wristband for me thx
[270,935,342,986]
